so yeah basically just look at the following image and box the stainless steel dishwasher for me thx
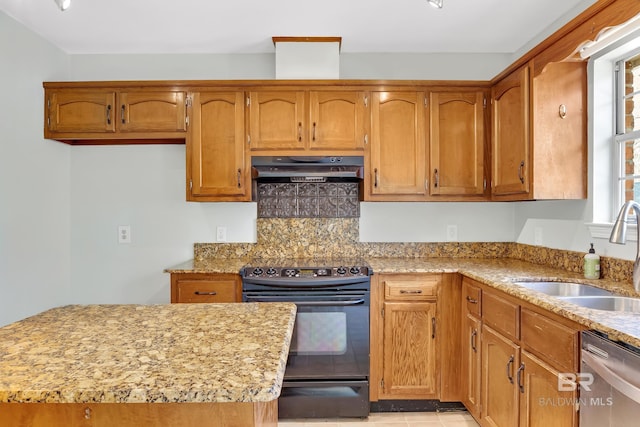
[580,330,640,426]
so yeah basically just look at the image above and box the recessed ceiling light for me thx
[54,0,71,11]
[428,0,444,9]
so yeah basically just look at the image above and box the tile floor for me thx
[279,411,480,427]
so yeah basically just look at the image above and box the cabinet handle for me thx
[121,104,126,124]
[506,355,515,384]
[558,104,567,119]
[466,296,478,304]
[471,329,478,352]
[237,169,242,188]
[434,169,439,188]
[517,363,525,393]
[194,291,217,296]
[312,122,317,141]
[106,105,112,125]
[374,168,379,188]
[518,161,525,184]
[298,122,302,142]
[399,289,423,294]
[431,317,436,339]
[84,407,92,420]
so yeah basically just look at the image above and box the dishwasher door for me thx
[580,331,640,426]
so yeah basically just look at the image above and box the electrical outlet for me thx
[446,225,458,242]
[118,225,131,244]
[534,227,543,245]
[216,226,227,242]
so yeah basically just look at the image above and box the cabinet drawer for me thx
[175,280,238,303]
[521,308,578,372]
[462,279,482,318]
[385,278,438,300]
[482,291,519,341]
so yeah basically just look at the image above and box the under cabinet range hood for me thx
[251,156,364,183]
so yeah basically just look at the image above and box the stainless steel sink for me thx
[513,281,616,297]
[557,296,640,313]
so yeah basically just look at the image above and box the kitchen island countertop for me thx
[0,303,296,404]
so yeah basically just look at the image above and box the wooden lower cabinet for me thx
[0,400,277,427]
[462,312,482,418]
[481,325,520,427]
[382,301,438,398]
[373,274,440,400]
[472,285,580,427]
[519,351,577,427]
[170,273,241,303]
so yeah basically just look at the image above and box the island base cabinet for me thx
[0,401,277,427]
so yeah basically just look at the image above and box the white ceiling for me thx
[0,0,597,55]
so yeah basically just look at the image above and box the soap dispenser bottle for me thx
[584,243,601,279]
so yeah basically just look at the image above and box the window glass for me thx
[615,52,640,205]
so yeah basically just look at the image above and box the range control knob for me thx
[336,266,347,275]
[252,268,264,276]
[266,268,277,276]
[284,269,298,278]
[349,266,361,275]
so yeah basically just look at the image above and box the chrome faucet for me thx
[610,200,640,291]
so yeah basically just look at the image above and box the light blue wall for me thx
[0,12,71,326]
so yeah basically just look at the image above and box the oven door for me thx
[243,292,370,380]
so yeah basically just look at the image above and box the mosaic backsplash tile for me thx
[256,182,359,218]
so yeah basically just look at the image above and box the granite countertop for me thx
[0,303,296,404]
[166,256,640,348]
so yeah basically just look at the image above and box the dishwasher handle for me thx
[582,349,640,404]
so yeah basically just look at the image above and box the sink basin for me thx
[557,296,640,313]
[513,281,617,297]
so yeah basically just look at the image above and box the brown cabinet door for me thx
[187,91,249,200]
[481,325,520,427]
[492,65,530,197]
[381,301,438,399]
[46,89,116,134]
[531,61,587,199]
[369,92,427,197]
[462,312,482,419]
[519,351,578,427]
[118,91,186,132]
[430,91,486,196]
[308,91,367,151]
[248,91,306,150]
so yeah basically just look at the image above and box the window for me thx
[614,50,640,209]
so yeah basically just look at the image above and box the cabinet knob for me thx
[558,104,567,119]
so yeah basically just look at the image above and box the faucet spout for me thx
[610,200,640,292]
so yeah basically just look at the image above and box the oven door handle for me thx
[245,296,366,306]
[582,349,640,404]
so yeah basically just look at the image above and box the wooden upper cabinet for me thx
[46,89,116,133]
[368,92,427,200]
[186,91,249,201]
[491,60,587,201]
[308,91,367,151]
[248,90,367,152]
[248,91,306,150]
[118,91,186,132]
[429,91,486,197]
[44,85,187,144]
[529,61,586,199]
[491,65,530,198]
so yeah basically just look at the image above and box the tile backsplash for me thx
[256,182,360,218]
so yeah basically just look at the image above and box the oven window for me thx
[290,312,347,355]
